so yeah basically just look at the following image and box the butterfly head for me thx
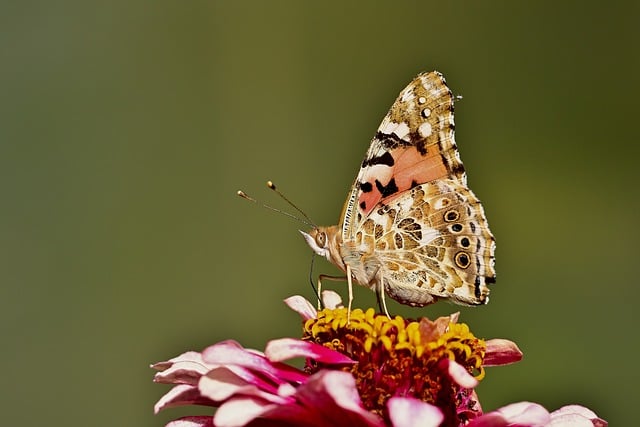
[300,226,344,270]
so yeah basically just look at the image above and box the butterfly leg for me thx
[346,265,354,323]
[375,276,391,318]
[317,274,348,310]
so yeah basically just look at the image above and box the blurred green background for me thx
[1,1,637,426]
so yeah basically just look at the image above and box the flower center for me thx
[302,307,486,425]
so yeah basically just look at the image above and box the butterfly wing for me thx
[340,71,465,239]
[359,179,495,306]
[339,71,495,306]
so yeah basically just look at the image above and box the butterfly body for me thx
[302,72,495,312]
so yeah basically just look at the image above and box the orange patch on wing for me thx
[356,146,448,218]
[358,189,383,216]
[392,146,448,191]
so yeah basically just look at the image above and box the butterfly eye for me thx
[315,231,327,248]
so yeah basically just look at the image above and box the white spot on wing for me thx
[454,149,462,163]
[393,122,411,140]
[434,197,450,210]
[418,122,432,138]
[380,120,412,141]
[401,89,414,102]
[362,164,393,183]
[419,227,440,246]
[397,197,413,212]
[380,120,397,134]
[429,88,442,99]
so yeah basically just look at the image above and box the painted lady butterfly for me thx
[301,71,496,316]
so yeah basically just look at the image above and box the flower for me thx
[296,295,512,425]
[152,292,606,427]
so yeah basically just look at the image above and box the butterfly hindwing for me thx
[353,179,495,306]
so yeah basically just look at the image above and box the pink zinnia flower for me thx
[152,292,606,427]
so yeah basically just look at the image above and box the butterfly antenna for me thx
[237,189,315,228]
[266,181,317,228]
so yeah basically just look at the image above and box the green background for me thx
[1,1,637,426]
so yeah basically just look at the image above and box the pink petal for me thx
[483,339,523,367]
[548,416,596,427]
[214,396,275,427]
[496,402,550,425]
[551,405,597,419]
[199,369,384,427]
[199,367,289,404]
[217,364,281,394]
[265,338,355,364]
[277,382,297,398]
[166,416,215,427]
[550,405,607,427]
[202,340,308,384]
[284,295,317,320]
[468,401,550,427]
[246,403,311,426]
[152,351,216,385]
[441,359,478,389]
[199,367,250,401]
[154,384,215,414]
[321,290,344,309]
[293,370,385,426]
[152,351,206,371]
[387,397,444,427]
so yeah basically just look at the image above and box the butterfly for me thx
[301,71,496,316]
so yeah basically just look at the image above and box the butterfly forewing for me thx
[341,72,465,239]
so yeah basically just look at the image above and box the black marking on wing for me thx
[362,151,395,168]
[374,131,412,150]
[438,139,466,176]
[375,129,429,155]
[359,182,373,193]
[451,163,466,176]
[375,178,399,198]
[415,138,428,155]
